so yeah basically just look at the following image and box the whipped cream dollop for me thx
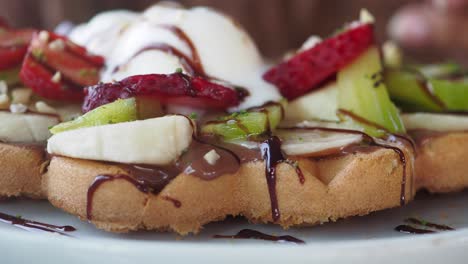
[70,4,281,110]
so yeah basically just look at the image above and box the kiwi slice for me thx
[50,98,138,134]
[430,79,468,110]
[385,69,443,112]
[201,101,285,141]
[337,46,405,137]
[385,67,468,112]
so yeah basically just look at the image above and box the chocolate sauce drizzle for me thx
[213,229,305,244]
[114,25,204,77]
[162,196,182,208]
[87,175,145,219]
[112,24,248,103]
[260,136,285,222]
[86,164,181,219]
[86,117,243,220]
[395,218,455,234]
[259,136,306,222]
[0,211,76,235]
[394,225,435,234]
[405,217,454,231]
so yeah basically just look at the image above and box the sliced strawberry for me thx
[63,40,104,67]
[83,73,243,112]
[20,55,83,101]
[0,28,35,47]
[0,46,28,70]
[0,28,35,70]
[20,31,104,101]
[263,23,374,100]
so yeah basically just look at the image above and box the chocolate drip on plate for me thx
[214,228,305,244]
[405,217,454,231]
[0,212,75,235]
[395,225,435,234]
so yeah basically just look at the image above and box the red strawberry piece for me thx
[263,23,375,100]
[83,73,243,112]
[20,54,84,101]
[19,31,104,102]
[0,28,35,70]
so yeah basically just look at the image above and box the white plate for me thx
[0,191,467,264]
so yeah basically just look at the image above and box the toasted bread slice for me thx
[44,144,414,235]
[0,142,47,199]
[414,131,468,193]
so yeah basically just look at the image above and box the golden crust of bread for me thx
[0,143,46,199]
[44,145,414,235]
[415,132,468,193]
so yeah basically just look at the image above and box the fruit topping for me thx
[19,31,104,101]
[284,81,339,122]
[201,101,285,141]
[385,66,468,112]
[416,63,463,79]
[0,111,59,143]
[263,23,374,100]
[0,25,35,71]
[48,115,193,166]
[82,73,244,113]
[277,128,363,157]
[50,98,138,134]
[337,46,405,136]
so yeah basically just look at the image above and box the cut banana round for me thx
[277,128,363,156]
[0,112,59,143]
[47,115,193,165]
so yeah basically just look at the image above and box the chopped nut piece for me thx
[11,88,33,105]
[204,149,221,165]
[48,39,66,51]
[35,101,57,114]
[51,72,61,83]
[383,41,402,68]
[9,103,28,114]
[360,9,375,24]
[38,30,50,43]
[0,81,8,95]
[299,36,322,52]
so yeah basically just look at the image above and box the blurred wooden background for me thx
[0,0,408,59]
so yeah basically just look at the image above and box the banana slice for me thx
[0,112,59,143]
[277,127,363,156]
[402,113,468,131]
[47,115,193,165]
